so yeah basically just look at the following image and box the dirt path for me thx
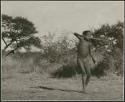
[1,72,123,101]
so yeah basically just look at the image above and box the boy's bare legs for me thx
[85,67,91,86]
[78,58,87,93]
[82,73,86,93]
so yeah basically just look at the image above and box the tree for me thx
[92,21,123,75]
[93,21,123,52]
[2,14,41,55]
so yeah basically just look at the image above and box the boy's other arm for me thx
[89,44,96,64]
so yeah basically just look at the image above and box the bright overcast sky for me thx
[1,1,124,50]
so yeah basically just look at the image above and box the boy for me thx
[74,30,96,92]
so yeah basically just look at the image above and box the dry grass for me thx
[1,53,124,100]
[1,70,123,100]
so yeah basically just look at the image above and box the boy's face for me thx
[86,32,93,38]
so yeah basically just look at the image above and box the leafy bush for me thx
[92,21,123,75]
[51,21,123,78]
[2,21,123,78]
[41,33,73,63]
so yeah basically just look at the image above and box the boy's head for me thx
[82,30,93,38]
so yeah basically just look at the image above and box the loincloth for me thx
[83,55,96,69]
[78,52,104,69]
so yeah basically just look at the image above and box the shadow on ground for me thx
[30,85,88,94]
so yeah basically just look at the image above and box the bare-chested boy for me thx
[74,30,96,92]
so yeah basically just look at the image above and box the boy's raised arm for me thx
[74,32,83,40]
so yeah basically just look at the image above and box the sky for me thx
[1,1,124,50]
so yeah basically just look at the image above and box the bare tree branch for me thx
[2,37,7,46]
[3,40,14,51]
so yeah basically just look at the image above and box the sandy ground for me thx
[1,71,123,101]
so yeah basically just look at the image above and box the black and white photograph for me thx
[1,0,124,101]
